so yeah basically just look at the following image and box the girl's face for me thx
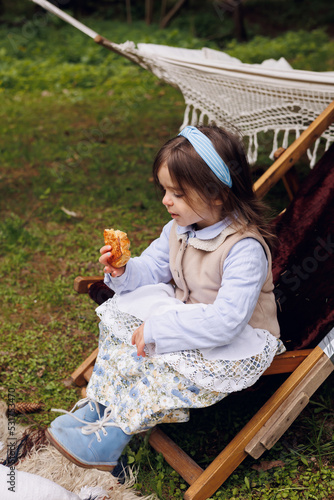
[158,163,222,229]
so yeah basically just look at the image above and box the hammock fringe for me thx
[31,0,334,168]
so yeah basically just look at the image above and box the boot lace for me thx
[52,400,117,443]
[51,397,102,422]
[81,407,117,442]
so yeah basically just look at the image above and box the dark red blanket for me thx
[271,144,334,349]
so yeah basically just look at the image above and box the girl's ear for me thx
[213,190,229,206]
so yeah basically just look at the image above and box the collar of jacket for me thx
[176,223,238,252]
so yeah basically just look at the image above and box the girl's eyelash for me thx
[160,187,183,198]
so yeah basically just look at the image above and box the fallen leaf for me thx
[62,377,74,388]
[61,206,83,218]
[37,366,46,378]
[252,460,285,472]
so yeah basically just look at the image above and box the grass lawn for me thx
[0,11,334,500]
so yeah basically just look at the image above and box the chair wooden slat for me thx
[71,347,98,386]
[253,100,334,199]
[74,276,104,294]
[262,349,312,375]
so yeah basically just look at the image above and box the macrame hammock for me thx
[32,0,334,166]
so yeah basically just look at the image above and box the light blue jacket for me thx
[104,219,268,354]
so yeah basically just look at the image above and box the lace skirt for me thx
[86,284,285,435]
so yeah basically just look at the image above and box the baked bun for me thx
[104,228,131,268]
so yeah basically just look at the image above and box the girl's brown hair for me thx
[153,125,274,247]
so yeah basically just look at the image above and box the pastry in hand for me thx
[104,228,131,268]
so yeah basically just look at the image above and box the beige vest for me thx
[169,222,280,338]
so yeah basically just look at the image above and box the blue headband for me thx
[178,126,232,188]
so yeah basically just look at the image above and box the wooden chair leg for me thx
[71,348,98,386]
[183,346,333,500]
[149,428,204,485]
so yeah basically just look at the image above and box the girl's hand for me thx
[99,245,126,277]
[131,323,146,357]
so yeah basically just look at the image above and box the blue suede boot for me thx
[46,408,132,471]
[50,398,106,429]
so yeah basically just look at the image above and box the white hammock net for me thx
[33,0,334,165]
[114,42,334,165]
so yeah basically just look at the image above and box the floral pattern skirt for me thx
[86,322,226,435]
[86,296,284,435]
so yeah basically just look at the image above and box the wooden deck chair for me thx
[71,101,334,500]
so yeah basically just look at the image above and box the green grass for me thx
[0,84,181,424]
[0,12,333,500]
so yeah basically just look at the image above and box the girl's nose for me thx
[163,193,173,207]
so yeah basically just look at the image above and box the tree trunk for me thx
[126,0,132,23]
[160,0,187,29]
[160,0,167,22]
[71,0,83,17]
[145,0,154,25]
[234,1,247,41]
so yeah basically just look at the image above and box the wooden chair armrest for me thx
[253,100,334,199]
[263,349,313,375]
[74,276,104,294]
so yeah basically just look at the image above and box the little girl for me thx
[47,125,285,471]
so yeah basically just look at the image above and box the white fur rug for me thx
[0,401,155,500]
